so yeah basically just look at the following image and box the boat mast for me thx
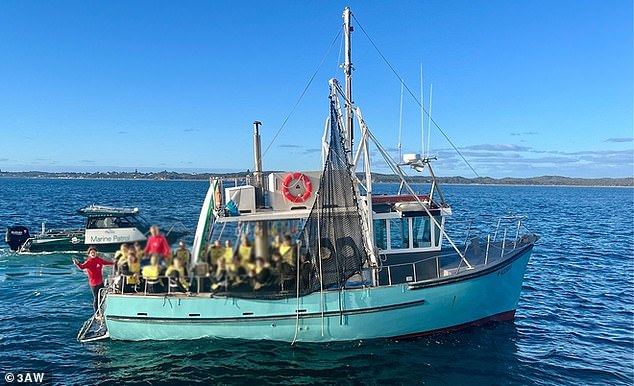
[343,7,354,155]
[342,8,378,280]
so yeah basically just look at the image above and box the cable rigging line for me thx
[262,27,343,159]
[351,13,479,177]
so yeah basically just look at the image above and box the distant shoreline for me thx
[1,171,632,187]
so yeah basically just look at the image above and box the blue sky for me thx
[0,0,632,178]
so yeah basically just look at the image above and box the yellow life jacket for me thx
[209,247,224,265]
[238,245,252,263]
[126,262,141,284]
[142,264,160,281]
[175,248,191,261]
[279,244,294,264]
[166,265,189,290]
[165,265,186,277]
[222,247,234,264]
[211,266,227,290]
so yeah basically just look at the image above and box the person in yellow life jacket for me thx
[211,258,229,292]
[173,241,191,271]
[222,240,234,265]
[271,250,296,292]
[249,257,275,291]
[120,252,141,293]
[207,240,224,267]
[114,243,130,270]
[238,235,254,267]
[166,257,189,293]
[279,235,296,266]
[118,247,134,270]
[141,254,164,293]
[228,256,249,291]
[134,241,147,266]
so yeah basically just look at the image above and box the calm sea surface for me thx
[0,178,632,385]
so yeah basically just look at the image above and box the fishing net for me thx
[300,98,370,293]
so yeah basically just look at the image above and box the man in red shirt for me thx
[144,225,171,264]
[73,246,115,317]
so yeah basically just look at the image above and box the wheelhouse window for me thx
[389,218,409,249]
[412,216,431,248]
[86,217,120,229]
[373,219,387,250]
[372,212,444,252]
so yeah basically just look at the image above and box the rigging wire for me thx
[420,63,425,159]
[398,81,403,162]
[336,26,345,78]
[351,13,480,177]
[262,27,343,159]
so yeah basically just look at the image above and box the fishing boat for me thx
[5,205,188,253]
[83,8,538,343]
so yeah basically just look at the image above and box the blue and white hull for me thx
[104,245,532,342]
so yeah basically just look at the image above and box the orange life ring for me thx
[282,172,313,203]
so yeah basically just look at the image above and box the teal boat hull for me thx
[104,245,533,342]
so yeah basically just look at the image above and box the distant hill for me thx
[0,170,632,187]
[366,173,634,187]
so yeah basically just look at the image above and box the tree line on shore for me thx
[0,170,631,187]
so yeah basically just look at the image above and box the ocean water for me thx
[0,178,632,385]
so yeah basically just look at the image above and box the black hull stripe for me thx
[106,299,425,324]
[392,309,516,340]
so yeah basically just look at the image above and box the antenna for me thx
[398,81,404,162]
[420,63,425,157]
[426,83,433,159]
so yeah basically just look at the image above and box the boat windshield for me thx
[86,215,140,229]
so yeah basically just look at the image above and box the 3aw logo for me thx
[4,371,47,383]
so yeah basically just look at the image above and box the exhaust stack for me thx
[252,121,268,259]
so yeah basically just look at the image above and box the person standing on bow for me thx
[72,246,115,316]
[144,225,171,266]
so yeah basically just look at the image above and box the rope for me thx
[290,242,302,346]
[262,27,343,159]
[316,193,325,337]
[351,13,479,177]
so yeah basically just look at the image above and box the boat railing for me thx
[109,272,295,296]
[377,216,535,286]
[459,214,533,264]
[107,216,536,293]
[376,253,450,286]
[42,228,84,235]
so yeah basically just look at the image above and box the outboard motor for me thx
[5,226,30,251]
